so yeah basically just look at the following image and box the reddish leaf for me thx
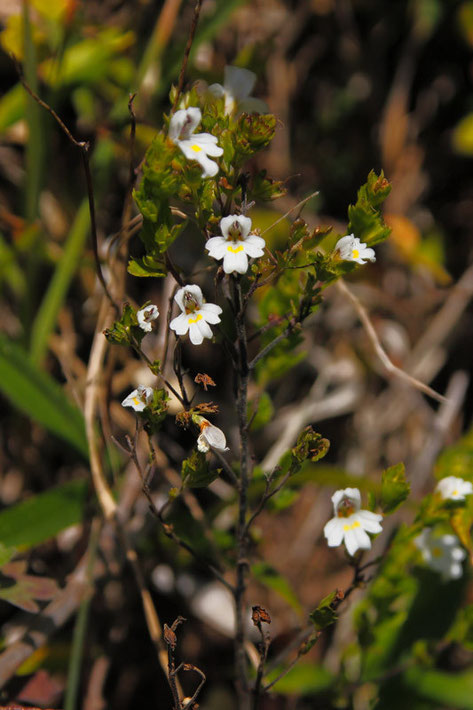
[0,561,58,612]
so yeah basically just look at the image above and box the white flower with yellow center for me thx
[205,215,265,275]
[121,385,153,412]
[323,487,383,556]
[334,234,376,264]
[436,476,473,501]
[168,107,223,178]
[196,417,229,453]
[414,528,466,581]
[170,284,222,346]
[137,304,159,332]
[208,65,268,115]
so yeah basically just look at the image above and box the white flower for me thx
[168,107,223,178]
[208,65,267,115]
[334,234,376,264]
[205,215,265,275]
[414,528,466,581]
[137,304,159,332]
[323,487,383,556]
[196,418,229,453]
[170,284,222,345]
[436,476,473,501]
[121,385,153,412]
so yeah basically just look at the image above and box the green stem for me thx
[64,522,101,710]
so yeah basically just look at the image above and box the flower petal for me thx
[224,65,256,101]
[343,529,360,556]
[356,510,383,533]
[196,317,213,340]
[200,303,222,324]
[189,322,204,345]
[220,215,238,239]
[170,313,189,335]
[206,236,227,260]
[323,518,344,547]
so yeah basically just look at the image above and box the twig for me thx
[251,607,272,710]
[248,321,297,370]
[165,617,186,709]
[212,448,240,489]
[336,278,447,404]
[244,467,289,536]
[164,617,206,709]
[172,0,203,112]
[233,276,251,708]
[173,338,191,407]
[121,433,235,593]
[263,564,369,694]
[12,55,118,312]
[260,190,320,235]
[85,304,174,691]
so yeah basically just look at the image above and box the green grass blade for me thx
[0,479,88,549]
[0,333,88,457]
[64,523,100,710]
[30,200,90,365]
[22,1,43,224]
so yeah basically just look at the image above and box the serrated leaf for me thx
[347,170,392,247]
[381,463,410,514]
[127,254,167,278]
[181,450,219,488]
[310,590,339,631]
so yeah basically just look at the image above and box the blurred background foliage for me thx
[2,0,473,708]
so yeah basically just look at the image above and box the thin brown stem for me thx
[13,55,118,312]
[233,276,251,708]
[172,0,203,112]
[248,321,298,370]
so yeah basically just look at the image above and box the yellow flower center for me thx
[188,313,203,324]
[343,520,361,531]
[352,249,359,259]
[432,546,443,558]
[453,490,458,496]
[228,245,244,253]
[191,144,202,152]
[133,398,140,407]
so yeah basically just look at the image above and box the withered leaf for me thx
[252,605,272,625]
[194,373,216,391]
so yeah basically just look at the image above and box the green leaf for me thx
[249,392,274,431]
[0,542,16,568]
[30,200,90,365]
[381,463,410,514]
[435,427,473,481]
[310,590,339,631]
[0,479,88,549]
[265,662,334,696]
[104,303,145,346]
[0,333,88,457]
[448,604,473,651]
[127,254,167,278]
[347,170,392,247]
[181,450,219,489]
[403,666,473,709]
[252,562,303,616]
